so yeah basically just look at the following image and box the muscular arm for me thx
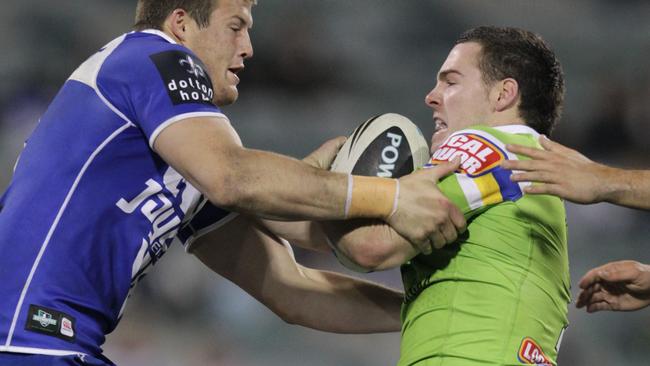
[323,219,417,271]
[191,215,402,333]
[262,218,416,272]
[504,136,650,210]
[154,116,463,251]
[155,117,348,220]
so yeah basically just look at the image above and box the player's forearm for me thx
[324,220,417,271]
[201,147,349,220]
[277,268,402,333]
[258,220,331,252]
[599,168,650,210]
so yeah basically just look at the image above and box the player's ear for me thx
[165,9,191,43]
[493,78,519,112]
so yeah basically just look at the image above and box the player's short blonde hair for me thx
[134,0,257,30]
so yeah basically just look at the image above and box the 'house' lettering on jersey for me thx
[151,51,215,106]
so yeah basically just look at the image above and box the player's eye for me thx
[229,22,243,32]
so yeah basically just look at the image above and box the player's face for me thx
[425,42,493,153]
[184,0,254,106]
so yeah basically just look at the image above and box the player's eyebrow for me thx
[231,14,253,28]
[437,69,463,81]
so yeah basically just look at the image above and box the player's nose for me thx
[425,85,441,108]
[240,31,253,59]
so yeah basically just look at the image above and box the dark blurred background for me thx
[1,1,650,365]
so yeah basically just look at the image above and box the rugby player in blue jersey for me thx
[0,0,466,364]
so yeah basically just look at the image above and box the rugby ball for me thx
[331,113,430,178]
[328,113,429,272]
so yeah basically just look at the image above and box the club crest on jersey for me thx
[518,337,552,365]
[179,55,206,78]
[429,132,505,177]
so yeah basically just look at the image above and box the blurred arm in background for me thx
[576,260,650,313]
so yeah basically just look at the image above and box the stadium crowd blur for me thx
[1,1,649,365]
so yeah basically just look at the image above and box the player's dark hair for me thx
[456,26,564,136]
[134,0,216,30]
[134,0,257,30]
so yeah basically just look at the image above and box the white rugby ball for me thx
[331,113,429,178]
[328,113,429,273]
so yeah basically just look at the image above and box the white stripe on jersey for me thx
[0,345,87,358]
[69,35,137,130]
[457,174,484,210]
[493,124,540,139]
[148,111,230,149]
[5,122,132,347]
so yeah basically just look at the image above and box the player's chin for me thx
[213,87,239,106]
[430,130,450,154]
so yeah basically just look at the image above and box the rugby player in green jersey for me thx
[294,26,568,365]
[502,128,650,315]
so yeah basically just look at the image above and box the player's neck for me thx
[484,110,525,128]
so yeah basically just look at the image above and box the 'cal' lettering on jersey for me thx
[430,132,505,176]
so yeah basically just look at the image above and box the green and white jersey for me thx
[399,125,570,366]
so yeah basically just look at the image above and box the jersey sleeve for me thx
[175,197,238,252]
[426,128,531,219]
[97,39,228,148]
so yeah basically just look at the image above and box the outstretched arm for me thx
[576,260,650,313]
[155,117,462,252]
[503,136,650,210]
[191,215,402,333]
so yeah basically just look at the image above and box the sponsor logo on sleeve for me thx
[429,132,505,177]
[150,50,215,106]
[25,305,76,342]
[518,337,553,365]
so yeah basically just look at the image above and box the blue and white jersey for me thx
[0,30,233,360]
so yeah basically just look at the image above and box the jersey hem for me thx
[185,212,239,252]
